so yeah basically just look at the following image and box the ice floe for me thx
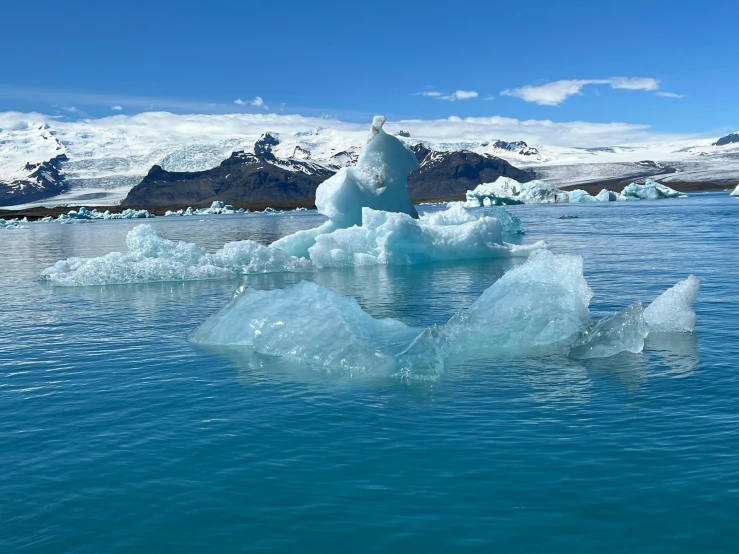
[165,201,245,216]
[55,207,156,222]
[0,217,28,229]
[39,224,311,286]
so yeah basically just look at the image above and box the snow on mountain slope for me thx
[1,111,738,207]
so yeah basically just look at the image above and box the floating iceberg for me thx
[567,189,621,203]
[464,177,569,206]
[188,248,699,375]
[441,250,593,353]
[308,207,542,268]
[569,302,649,359]
[272,116,418,256]
[425,203,524,235]
[189,281,441,377]
[644,275,700,332]
[0,217,28,229]
[730,184,739,197]
[55,207,156,221]
[621,179,685,200]
[165,202,244,216]
[39,224,311,286]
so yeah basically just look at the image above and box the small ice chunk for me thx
[189,280,441,377]
[730,184,739,197]
[569,302,649,359]
[644,275,700,332]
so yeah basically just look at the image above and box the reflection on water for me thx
[646,332,700,378]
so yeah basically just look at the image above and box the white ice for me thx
[464,177,569,206]
[308,207,542,268]
[39,224,311,286]
[54,207,156,222]
[272,116,418,256]
[730,184,739,197]
[427,203,524,235]
[644,275,700,332]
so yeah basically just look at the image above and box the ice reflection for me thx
[646,332,700,378]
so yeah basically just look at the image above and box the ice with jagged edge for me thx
[1,217,28,230]
[189,281,442,378]
[39,224,312,286]
[644,275,700,332]
[165,201,245,216]
[569,302,649,359]
[569,276,699,359]
[53,207,156,222]
[190,252,700,376]
[308,206,542,268]
[464,177,570,206]
[271,116,419,257]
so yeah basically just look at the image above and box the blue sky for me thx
[1,0,737,135]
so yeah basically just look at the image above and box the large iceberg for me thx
[39,224,311,286]
[272,116,418,257]
[464,177,569,206]
[308,207,542,268]
[187,246,699,375]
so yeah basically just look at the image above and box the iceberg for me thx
[569,302,649,360]
[424,203,524,235]
[308,207,542,268]
[272,116,418,256]
[464,177,569,206]
[621,179,686,200]
[189,280,441,378]
[440,250,592,353]
[644,275,700,332]
[188,249,700,375]
[39,224,311,286]
[0,217,28,229]
[730,184,739,197]
[55,207,156,221]
[567,188,620,203]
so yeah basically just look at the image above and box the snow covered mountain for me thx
[1,111,738,207]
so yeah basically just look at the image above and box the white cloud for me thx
[111,105,122,111]
[656,91,685,98]
[235,96,268,109]
[416,89,479,101]
[502,77,662,106]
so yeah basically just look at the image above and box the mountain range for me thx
[1,112,738,208]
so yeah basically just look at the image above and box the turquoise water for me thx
[2,192,739,552]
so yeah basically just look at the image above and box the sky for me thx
[1,0,738,139]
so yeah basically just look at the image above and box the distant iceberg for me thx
[190,250,700,376]
[465,177,685,205]
[165,201,244,216]
[464,177,569,206]
[55,207,155,222]
[730,184,739,197]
